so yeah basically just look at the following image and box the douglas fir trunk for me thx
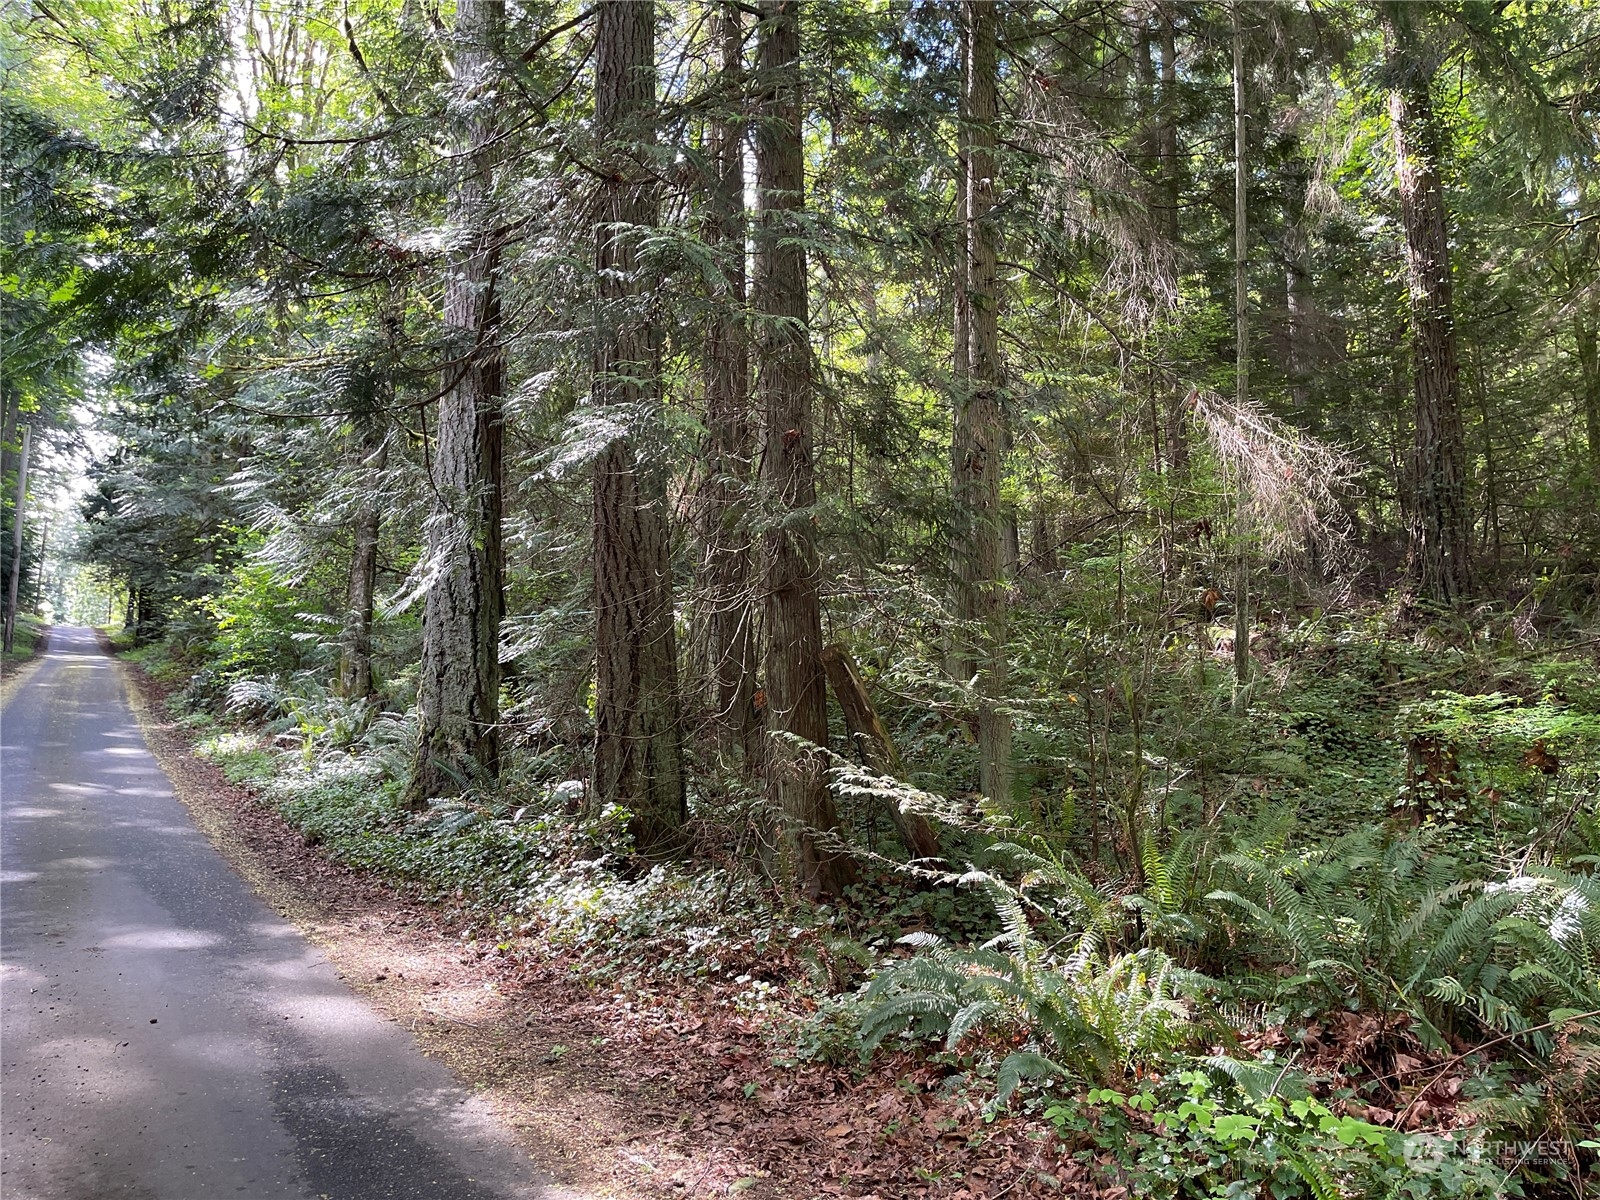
[953,0,1011,807]
[699,1,758,764]
[754,0,855,898]
[1385,6,1470,604]
[412,0,505,803]
[591,0,687,852]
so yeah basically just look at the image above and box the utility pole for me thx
[4,425,31,652]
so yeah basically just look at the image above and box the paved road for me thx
[2,627,574,1200]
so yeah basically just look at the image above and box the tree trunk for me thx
[592,0,686,854]
[337,422,387,700]
[1231,1,1251,705]
[953,0,1011,806]
[1283,161,1316,414]
[754,0,854,899]
[1156,3,1189,477]
[3,424,30,653]
[1576,313,1600,479]
[30,511,48,613]
[947,6,970,685]
[1030,497,1058,576]
[821,643,942,862]
[1386,8,1470,605]
[412,0,504,804]
[1470,351,1501,571]
[699,1,758,764]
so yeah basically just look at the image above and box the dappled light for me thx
[2,629,554,1200]
[4,0,1599,1196]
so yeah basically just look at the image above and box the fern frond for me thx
[995,1050,1069,1103]
[1288,1151,1341,1200]
[1201,1054,1311,1101]
[945,998,1001,1050]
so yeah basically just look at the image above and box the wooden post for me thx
[821,643,943,862]
[4,425,31,653]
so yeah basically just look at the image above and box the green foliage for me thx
[39,0,1600,1190]
[1209,828,1473,1019]
[195,732,277,787]
[1396,689,1600,841]
[0,613,47,667]
[1209,827,1600,1048]
[1045,1067,1517,1199]
[858,872,1205,1089]
[200,556,335,685]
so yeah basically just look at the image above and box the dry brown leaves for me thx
[1243,1010,1474,1132]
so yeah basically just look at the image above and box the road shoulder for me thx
[116,655,778,1199]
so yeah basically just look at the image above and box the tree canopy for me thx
[6,1,1600,1193]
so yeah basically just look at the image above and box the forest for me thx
[4,0,1600,1195]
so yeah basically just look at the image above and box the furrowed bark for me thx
[592,0,687,854]
[699,1,758,764]
[754,0,854,899]
[954,0,1011,806]
[948,7,970,684]
[1232,1,1251,705]
[412,0,504,804]
[1385,5,1470,605]
[337,420,387,701]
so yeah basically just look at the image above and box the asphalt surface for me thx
[1,627,575,1200]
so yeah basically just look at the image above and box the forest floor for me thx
[0,617,50,682]
[121,653,1113,1200]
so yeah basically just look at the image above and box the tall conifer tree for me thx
[591,0,687,851]
[952,0,1011,806]
[754,0,854,897]
[412,0,506,801]
[699,1,758,763]
[1382,2,1471,605]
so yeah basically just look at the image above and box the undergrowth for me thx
[132,612,1600,1199]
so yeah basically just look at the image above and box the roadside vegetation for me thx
[1,613,48,674]
[8,0,1600,1195]
[120,598,1600,1198]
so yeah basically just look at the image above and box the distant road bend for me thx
[1,626,574,1200]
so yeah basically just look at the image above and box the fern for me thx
[1286,1150,1341,1200]
[945,998,1000,1050]
[1201,1053,1311,1102]
[1210,825,1600,1041]
[994,1050,1068,1104]
[858,872,1206,1089]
